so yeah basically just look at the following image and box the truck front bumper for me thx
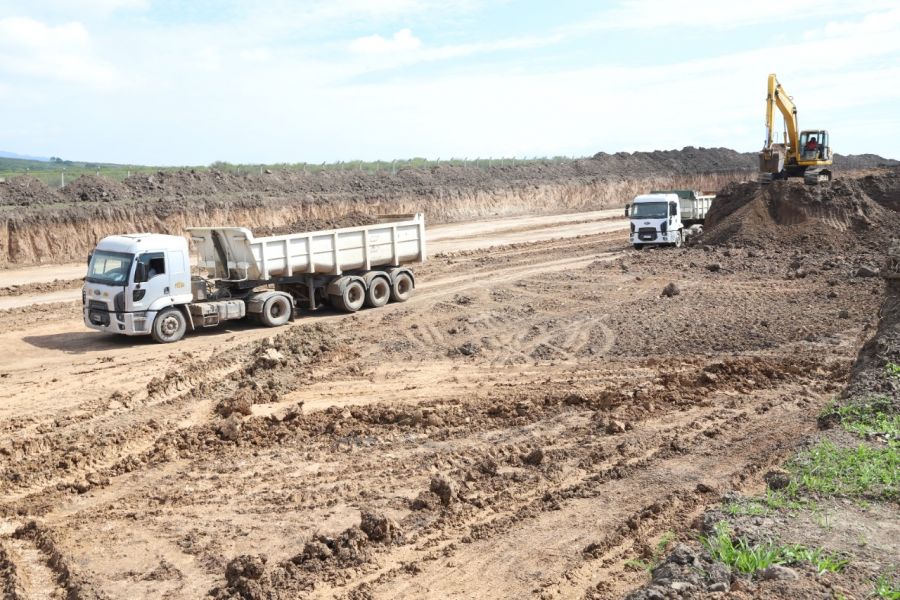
[84,307,154,336]
[630,231,679,244]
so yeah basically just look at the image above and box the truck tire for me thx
[674,231,683,248]
[151,308,187,343]
[390,272,413,302]
[333,280,365,312]
[260,294,292,327]
[365,276,391,308]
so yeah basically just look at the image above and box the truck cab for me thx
[83,234,192,337]
[625,193,684,249]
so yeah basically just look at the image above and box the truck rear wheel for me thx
[260,294,292,327]
[332,280,365,312]
[390,273,413,302]
[365,277,390,308]
[151,308,187,343]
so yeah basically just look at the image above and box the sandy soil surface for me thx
[0,177,891,600]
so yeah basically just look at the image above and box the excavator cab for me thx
[799,130,829,162]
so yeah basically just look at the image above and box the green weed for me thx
[624,531,676,573]
[874,574,900,599]
[702,522,847,575]
[820,398,899,440]
[887,363,900,378]
[788,440,898,499]
[724,489,805,516]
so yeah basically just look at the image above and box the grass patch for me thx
[788,440,898,500]
[887,363,900,378]
[624,531,675,573]
[874,574,900,599]
[702,522,848,575]
[724,489,806,517]
[820,398,900,441]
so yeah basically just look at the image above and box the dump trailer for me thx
[624,190,714,249]
[83,214,425,343]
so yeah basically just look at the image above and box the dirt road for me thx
[0,209,625,311]
[0,207,882,599]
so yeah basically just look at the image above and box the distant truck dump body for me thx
[625,190,715,249]
[83,214,425,343]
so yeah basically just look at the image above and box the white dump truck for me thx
[83,214,425,342]
[624,190,714,249]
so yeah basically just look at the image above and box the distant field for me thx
[0,156,578,189]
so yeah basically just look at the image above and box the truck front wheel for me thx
[674,231,683,248]
[260,294,292,327]
[151,308,187,343]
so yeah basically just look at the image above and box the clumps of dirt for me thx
[0,176,62,206]
[254,210,376,236]
[0,277,82,298]
[0,541,28,598]
[624,543,732,598]
[701,170,900,251]
[61,174,133,203]
[212,511,399,599]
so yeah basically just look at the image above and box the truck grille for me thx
[637,227,657,241]
[87,300,110,326]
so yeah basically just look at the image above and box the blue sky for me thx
[0,0,898,165]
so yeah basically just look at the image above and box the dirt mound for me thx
[61,174,133,203]
[701,170,900,250]
[0,176,62,206]
[254,210,376,236]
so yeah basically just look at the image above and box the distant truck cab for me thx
[624,190,714,250]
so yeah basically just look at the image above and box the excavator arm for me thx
[764,73,799,155]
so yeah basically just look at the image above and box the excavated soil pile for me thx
[0,177,62,206]
[701,168,900,251]
[61,174,133,203]
[254,210,376,237]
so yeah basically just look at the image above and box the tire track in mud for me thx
[0,235,626,516]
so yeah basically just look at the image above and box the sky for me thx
[0,0,899,165]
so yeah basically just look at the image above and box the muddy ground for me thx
[0,170,897,599]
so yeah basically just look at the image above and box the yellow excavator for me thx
[759,73,833,184]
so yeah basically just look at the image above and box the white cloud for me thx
[0,17,115,86]
[239,47,271,62]
[349,28,422,54]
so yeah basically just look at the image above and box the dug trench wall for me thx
[1,147,895,267]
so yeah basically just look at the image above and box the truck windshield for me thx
[86,251,134,285]
[631,202,668,219]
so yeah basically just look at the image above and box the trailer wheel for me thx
[333,280,365,312]
[390,273,413,303]
[365,277,391,308]
[151,308,187,343]
[260,294,292,327]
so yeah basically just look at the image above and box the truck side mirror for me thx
[134,261,148,283]
[624,204,630,217]
[669,202,678,216]
[87,253,92,266]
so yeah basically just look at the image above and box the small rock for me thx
[225,555,267,583]
[456,342,479,356]
[855,265,878,277]
[605,419,627,434]
[838,309,850,319]
[763,468,791,491]
[708,582,728,593]
[217,416,242,442]
[360,510,401,544]
[670,581,693,591]
[706,263,722,272]
[522,448,544,466]
[827,290,838,299]
[430,474,458,506]
[759,565,799,580]
[661,282,680,298]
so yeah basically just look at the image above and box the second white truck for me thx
[624,190,714,249]
[83,214,425,342]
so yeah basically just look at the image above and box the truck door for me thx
[167,249,190,299]
[131,252,170,310]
